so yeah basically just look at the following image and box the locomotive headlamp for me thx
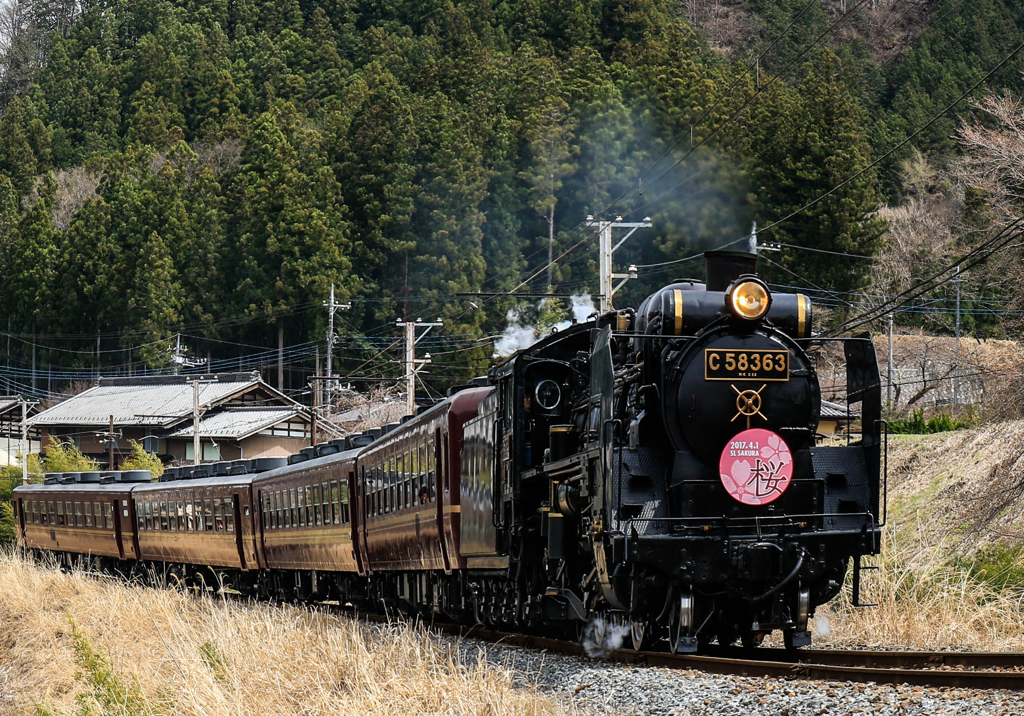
[728,278,771,320]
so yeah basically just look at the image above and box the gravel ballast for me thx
[453,637,1024,716]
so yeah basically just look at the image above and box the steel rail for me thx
[424,622,1024,690]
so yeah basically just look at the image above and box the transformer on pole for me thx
[586,216,651,314]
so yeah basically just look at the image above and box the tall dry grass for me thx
[0,553,569,716]
[816,523,1024,651]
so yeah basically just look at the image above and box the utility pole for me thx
[953,265,962,408]
[191,376,219,465]
[396,318,442,416]
[96,415,121,470]
[172,334,207,375]
[586,216,651,314]
[323,284,351,397]
[20,398,27,484]
[277,327,284,391]
[887,312,894,408]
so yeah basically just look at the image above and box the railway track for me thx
[412,621,1024,690]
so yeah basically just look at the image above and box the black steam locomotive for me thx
[501,250,882,650]
[15,250,882,653]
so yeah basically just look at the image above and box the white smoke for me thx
[812,615,831,639]
[581,617,631,658]
[493,294,597,358]
[493,306,538,357]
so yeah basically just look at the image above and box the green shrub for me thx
[888,407,977,434]
[42,442,98,472]
[118,440,163,481]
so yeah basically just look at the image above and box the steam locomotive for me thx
[14,250,883,652]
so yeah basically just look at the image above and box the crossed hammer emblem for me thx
[731,384,768,429]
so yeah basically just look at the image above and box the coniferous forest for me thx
[0,0,1022,395]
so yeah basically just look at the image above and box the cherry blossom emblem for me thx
[718,428,794,506]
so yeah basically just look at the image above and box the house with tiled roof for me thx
[29,372,311,467]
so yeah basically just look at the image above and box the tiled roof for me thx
[820,399,858,420]
[29,373,281,427]
[163,407,307,440]
[0,396,21,417]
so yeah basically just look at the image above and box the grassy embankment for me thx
[0,554,568,716]
[816,421,1024,650]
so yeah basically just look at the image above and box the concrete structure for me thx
[30,373,311,467]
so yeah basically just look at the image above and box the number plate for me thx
[704,349,789,381]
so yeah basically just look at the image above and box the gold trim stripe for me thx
[797,294,807,337]
[674,289,683,335]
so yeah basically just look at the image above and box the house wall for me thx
[239,435,308,459]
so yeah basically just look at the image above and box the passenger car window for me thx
[84,502,93,528]
[225,497,234,533]
[213,499,223,531]
[312,484,322,526]
[204,499,214,531]
[106,504,114,529]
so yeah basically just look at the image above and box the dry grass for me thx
[816,523,1024,651]
[0,554,569,716]
[810,422,1024,651]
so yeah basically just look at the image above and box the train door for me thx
[349,469,365,575]
[233,491,248,571]
[356,466,370,575]
[122,493,140,560]
[255,488,267,568]
[112,497,125,560]
[15,497,25,545]
[435,427,452,573]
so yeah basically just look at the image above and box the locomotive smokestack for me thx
[704,250,758,291]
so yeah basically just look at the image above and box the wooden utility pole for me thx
[108,415,114,469]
